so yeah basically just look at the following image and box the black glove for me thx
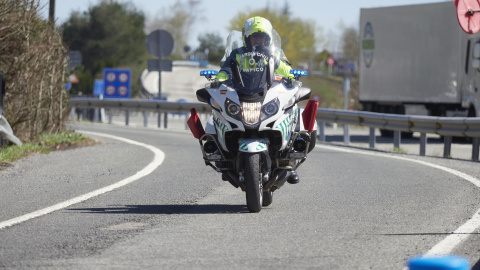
[253,45,272,59]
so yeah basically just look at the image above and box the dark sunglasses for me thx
[251,32,267,39]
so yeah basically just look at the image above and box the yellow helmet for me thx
[242,16,273,49]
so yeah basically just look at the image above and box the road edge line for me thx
[0,131,165,230]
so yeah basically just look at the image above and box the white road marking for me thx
[317,144,480,256]
[0,131,165,230]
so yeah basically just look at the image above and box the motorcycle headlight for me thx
[261,98,280,120]
[242,102,262,125]
[225,98,242,121]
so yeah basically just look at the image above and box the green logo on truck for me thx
[362,22,374,68]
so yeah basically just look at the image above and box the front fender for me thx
[238,138,268,153]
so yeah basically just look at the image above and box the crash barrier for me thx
[316,108,480,161]
[69,98,480,161]
[0,72,21,146]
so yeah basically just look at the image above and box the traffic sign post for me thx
[146,29,174,100]
[146,29,174,129]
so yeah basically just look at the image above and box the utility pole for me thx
[48,0,55,25]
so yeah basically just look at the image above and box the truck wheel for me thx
[244,153,262,213]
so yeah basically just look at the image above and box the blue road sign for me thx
[103,68,131,98]
[93,79,104,96]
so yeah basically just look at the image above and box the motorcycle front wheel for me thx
[244,153,262,213]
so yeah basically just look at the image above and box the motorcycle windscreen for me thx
[234,70,268,95]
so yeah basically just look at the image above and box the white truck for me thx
[359,2,480,135]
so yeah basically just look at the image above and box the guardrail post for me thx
[319,122,326,142]
[143,111,148,127]
[472,137,479,161]
[108,109,113,124]
[393,130,401,149]
[125,110,130,126]
[164,112,168,128]
[342,77,350,145]
[443,136,452,158]
[419,133,427,156]
[369,127,375,148]
[93,108,99,123]
[343,124,350,145]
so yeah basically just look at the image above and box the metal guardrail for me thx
[316,108,480,161]
[69,98,480,161]
[0,71,21,146]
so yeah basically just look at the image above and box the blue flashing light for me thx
[200,70,218,78]
[290,69,308,78]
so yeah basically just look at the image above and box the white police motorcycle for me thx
[188,30,318,213]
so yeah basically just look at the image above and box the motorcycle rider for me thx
[216,16,300,184]
[216,16,293,82]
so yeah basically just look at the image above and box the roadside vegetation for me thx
[0,131,94,164]
[302,75,360,110]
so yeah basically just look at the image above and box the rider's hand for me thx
[215,71,229,82]
[253,45,272,58]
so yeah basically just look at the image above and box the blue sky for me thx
[39,0,450,50]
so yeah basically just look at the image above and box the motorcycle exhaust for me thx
[264,170,291,191]
[293,137,306,152]
[203,141,218,154]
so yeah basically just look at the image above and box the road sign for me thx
[93,79,104,96]
[327,57,334,66]
[146,29,174,99]
[68,74,79,83]
[455,0,480,34]
[146,30,174,58]
[147,59,172,72]
[103,68,131,98]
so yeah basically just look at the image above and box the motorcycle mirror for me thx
[267,57,274,89]
[230,59,244,88]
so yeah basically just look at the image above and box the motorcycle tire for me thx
[262,191,273,207]
[244,152,262,213]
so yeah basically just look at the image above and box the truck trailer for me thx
[359,2,480,135]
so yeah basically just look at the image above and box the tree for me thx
[227,3,320,68]
[341,27,359,63]
[196,32,224,65]
[60,0,147,96]
[145,0,203,60]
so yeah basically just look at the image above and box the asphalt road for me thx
[0,122,479,269]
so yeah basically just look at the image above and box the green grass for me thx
[37,131,89,146]
[0,131,93,163]
[393,147,407,154]
[300,75,360,110]
[0,143,50,162]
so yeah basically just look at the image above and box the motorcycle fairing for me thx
[271,107,298,150]
[212,111,231,152]
[238,138,268,153]
[205,115,216,134]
